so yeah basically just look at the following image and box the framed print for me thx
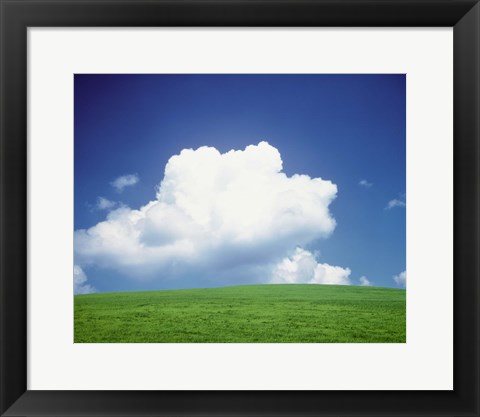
[0,0,479,416]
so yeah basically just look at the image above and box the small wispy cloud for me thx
[111,174,139,192]
[96,196,117,211]
[358,276,372,286]
[393,270,406,288]
[74,265,96,294]
[386,193,406,210]
[359,179,373,188]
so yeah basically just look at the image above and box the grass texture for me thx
[74,284,406,343]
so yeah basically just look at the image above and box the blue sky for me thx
[74,74,405,293]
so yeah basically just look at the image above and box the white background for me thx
[28,28,453,390]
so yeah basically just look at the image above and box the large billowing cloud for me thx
[75,142,345,286]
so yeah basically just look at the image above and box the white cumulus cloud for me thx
[271,247,351,285]
[358,276,372,286]
[111,174,139,192]
[393,270,406,288]
[74,265,96,294]
[75,142,340,286]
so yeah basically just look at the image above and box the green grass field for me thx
[74,284,406,343]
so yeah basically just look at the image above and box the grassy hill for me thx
[74,284,406,343]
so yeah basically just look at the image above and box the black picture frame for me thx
[1,1,479,416]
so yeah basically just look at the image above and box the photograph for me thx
[74,74,406,343]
